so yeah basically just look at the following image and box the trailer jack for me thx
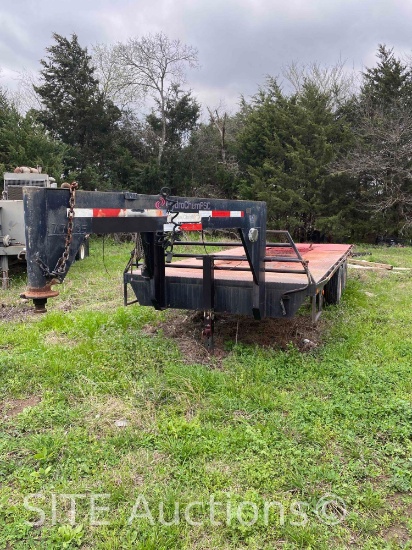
[202,310,215,351]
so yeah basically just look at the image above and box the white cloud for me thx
[0,0,411,109]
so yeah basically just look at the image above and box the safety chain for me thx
[159,186,177,213]
[156,187,180,262]
[52,181,78,278]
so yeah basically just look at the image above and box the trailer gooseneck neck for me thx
[22,186,351,348]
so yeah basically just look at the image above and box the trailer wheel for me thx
[341,260,348,290]
[324,267,342,305]
[75,239,89,261]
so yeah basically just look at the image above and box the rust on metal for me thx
[21,283,60,313]
[22,284,60,300]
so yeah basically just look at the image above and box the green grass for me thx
[1,239,412,549]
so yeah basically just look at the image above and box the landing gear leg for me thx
[202,310,214,351]
[202,256,215,352]
[1,256,9,290]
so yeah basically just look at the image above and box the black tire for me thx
[324,266,342,305]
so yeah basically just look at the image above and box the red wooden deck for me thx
[163,243,352,286]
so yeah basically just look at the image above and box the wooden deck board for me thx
[161,244,352,286]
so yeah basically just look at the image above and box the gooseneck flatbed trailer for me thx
[22,185,351,347]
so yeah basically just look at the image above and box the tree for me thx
[361,44,412,108]
[237,78,352,238]
[207,106,228,164]
[146,85,199,149]
[143,85,200,193]
[92,43,140,110]
[0,88,65,177]
[11,70,43,114]
[34,33,121,188]
[105,112,154,192]
[283,59,357,112]
[335,100,412,234]
[115,32,199,166]
[335,45,412,235]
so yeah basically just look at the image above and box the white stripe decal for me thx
[167,212,201,223]
[70,208,93,218]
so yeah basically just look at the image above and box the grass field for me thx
[1,239,412,549]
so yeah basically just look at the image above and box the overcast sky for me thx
[1,0,411,114]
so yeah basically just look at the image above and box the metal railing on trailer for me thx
[124,229,320,347]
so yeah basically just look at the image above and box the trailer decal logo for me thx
[172,201,211,211]
[155,196,166,209]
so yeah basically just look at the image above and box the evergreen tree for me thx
[34,33,121,188]
[0,89,65,177]
[177,108,242,199]
[237,78,351,239]
[361,44,412,108]
[145,86,199,152]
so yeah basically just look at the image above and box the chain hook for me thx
[52,181,79,278]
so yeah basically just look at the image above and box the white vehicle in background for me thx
[0,169,88,289]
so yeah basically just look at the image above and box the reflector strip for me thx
[199,210,244,218]
[69,208,166,218]
[70,208,93,217]
[167,212,201,223]
[180,223,203,231]
[211,210,230,217]
[164,210,245,231]
[70,208,244,220]
[94,208,124,217]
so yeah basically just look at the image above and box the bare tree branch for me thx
[12,70,43,114]
[282,59,358,110]
[92,43,143,111]
[113,32,199,165]
[334,100,412,230]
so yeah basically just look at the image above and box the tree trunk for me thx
[158,83,166,166]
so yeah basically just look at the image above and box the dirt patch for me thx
[0,302,36,322]
[144,310,324,365]
[1,396,41,418]
[381,493,412,545]
[44,331,75,346]
[385,492,412,514]
[110,449,170,488]
[382,524,410,545]
[82,396,158,435]
[56,301,74,312]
